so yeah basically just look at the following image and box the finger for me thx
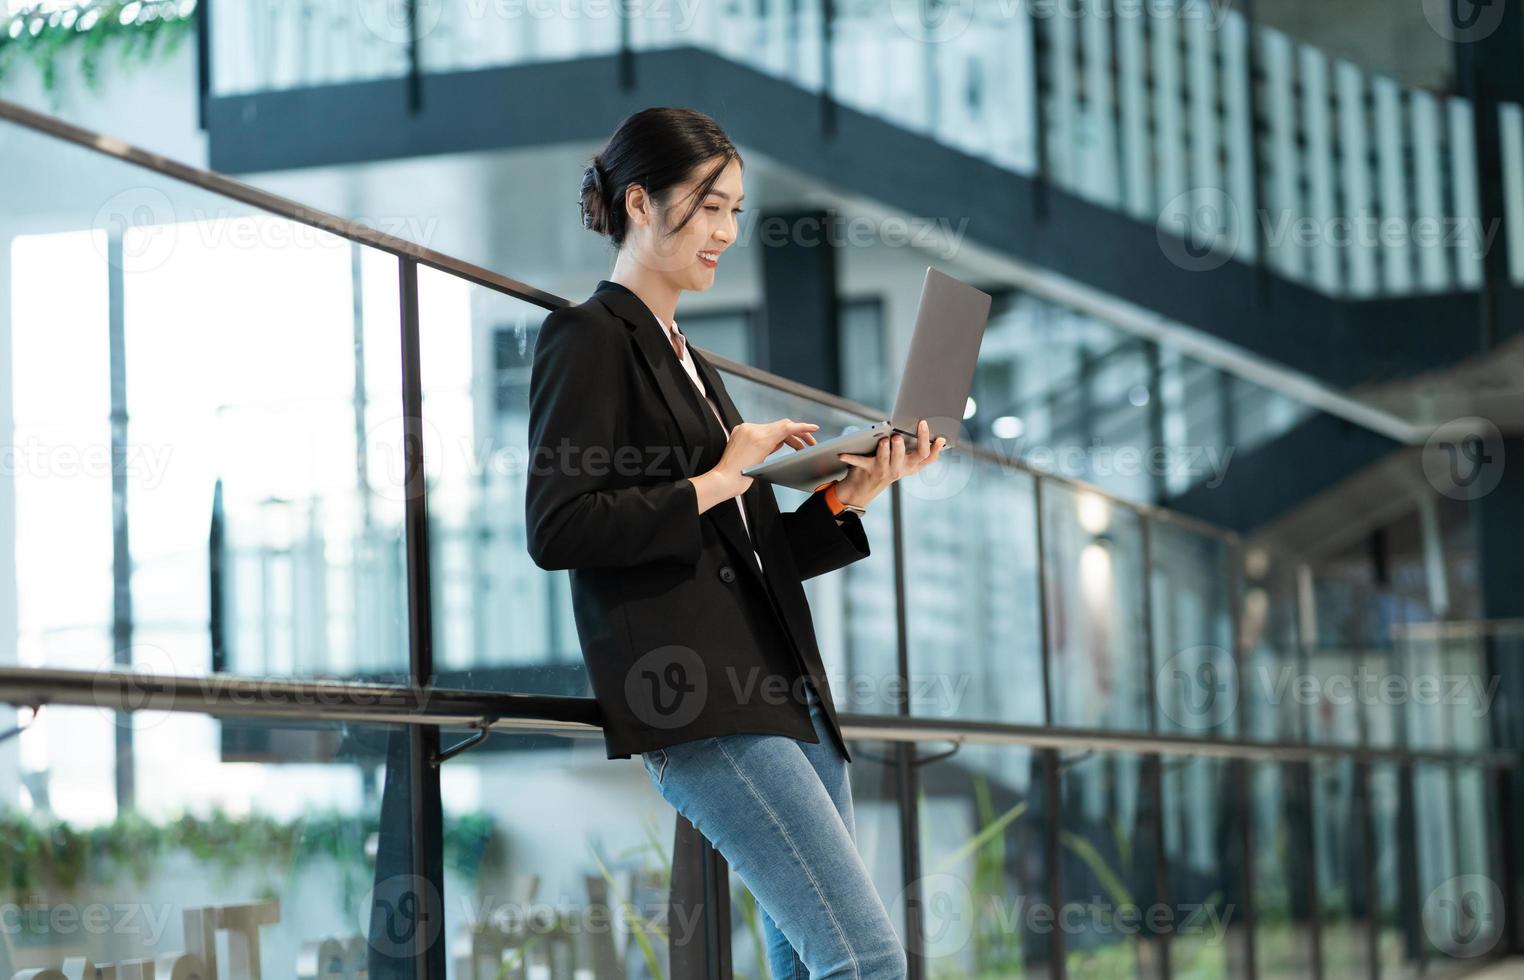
[838,453,868,469]
[918,420,933,460]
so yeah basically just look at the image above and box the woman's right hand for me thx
[692,419,819,510]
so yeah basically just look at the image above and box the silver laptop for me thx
[743,266,993,492]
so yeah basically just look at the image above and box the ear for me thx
[625,183,650,227]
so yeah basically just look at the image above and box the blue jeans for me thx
[641,682,908,980]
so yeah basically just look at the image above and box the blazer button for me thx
[718,565,736,583]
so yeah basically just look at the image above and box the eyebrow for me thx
[709,190,745,203]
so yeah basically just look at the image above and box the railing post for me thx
[399,256,445,978]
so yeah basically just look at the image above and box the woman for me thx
[524,107,945,980]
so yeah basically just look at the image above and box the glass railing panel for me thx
[1238,551,1305,743]
[1059,750,1163,978]
[1448,765,1505,959]
[1309,756,1371,978]
[2,113,411,685]
[913,741,1049,977]
[1150,521,1236,738]
[412,272,576,696]
[1041,482,1148,731]
[0,705,419,977]
[903,455,1044,726]
[420,0,621,74]
[1368,762,1422,980]
[1249,761,1316,978]
[1400,629,1495,754]
[438,727,692,979]
[211,0,412,94]
[1159,755,1251,979]
[969,290,1310,508]
[1413,761,1455,958]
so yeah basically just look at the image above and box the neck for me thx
[608,254,680,327]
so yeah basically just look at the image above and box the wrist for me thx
[830,479,870,513]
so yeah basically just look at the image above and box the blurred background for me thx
[1,0,1522,976]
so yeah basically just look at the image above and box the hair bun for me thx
[579,159,609,234]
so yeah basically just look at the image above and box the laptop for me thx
[742,266,993,492]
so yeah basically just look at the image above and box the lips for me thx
[698,250,720,267]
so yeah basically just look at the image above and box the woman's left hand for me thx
[834,419,947,509]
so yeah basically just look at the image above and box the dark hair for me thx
[579,107,743,248]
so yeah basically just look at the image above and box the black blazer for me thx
[524,279,871,761]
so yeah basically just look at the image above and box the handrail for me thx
[1,94,1250,548]
[0,667,1514,769]
[0,98,564,309]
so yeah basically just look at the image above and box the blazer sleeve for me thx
[779,486,870,580]
[524,305,704,571]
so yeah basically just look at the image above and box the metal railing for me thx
[0,96,1516,979]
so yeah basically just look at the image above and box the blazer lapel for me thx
[589,281,766,584]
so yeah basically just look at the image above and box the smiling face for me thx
[629,154,743,291]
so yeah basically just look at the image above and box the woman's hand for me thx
[834,419,947,509]
[702,418,821,501]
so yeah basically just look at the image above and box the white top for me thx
[666,318,766,577]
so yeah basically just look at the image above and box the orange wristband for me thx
[815,480,846,515]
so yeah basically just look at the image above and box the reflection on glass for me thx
[916,743,1048,979]
[0,706,425,977]
[1159,756,1249,978]
[1059,751,1162,979]
[1043,484,1147,731]
[1309,758,1370,978]
[1238,551,1304,743]
[903,457,1043,727]
[1249,761,1315,978]
[1150,524,1235,738]
[1369,763,1421,979]
[3,120,411,685]
[438,730,686,979]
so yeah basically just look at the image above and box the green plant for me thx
[0,805,501,901]
[588,841,665,980]
[0,1,196,108]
